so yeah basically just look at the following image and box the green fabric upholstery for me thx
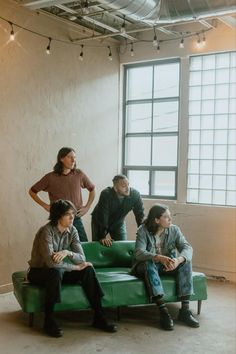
[12,241,207,315]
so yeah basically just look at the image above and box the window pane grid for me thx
[187,52,236,206]
[123,60,180,199]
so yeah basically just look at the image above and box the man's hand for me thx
[100,235,113,247]
[52,250,69,263]
[164,256,185,271]
[153,255,176,271]
[75,262,93,271]
[77,206,89,217]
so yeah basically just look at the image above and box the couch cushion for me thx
[82,241,134,268]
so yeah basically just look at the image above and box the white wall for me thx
[120,21,236,282]
[0,0,120,292]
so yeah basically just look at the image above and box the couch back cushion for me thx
[82,241,135,268]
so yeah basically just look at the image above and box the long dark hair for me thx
[53,147,76,175]
[144,204,169,234]
[49,199,76,226]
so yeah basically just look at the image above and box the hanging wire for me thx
[0,15,211,55]
[152,27,158,46]
[121,16,126,34]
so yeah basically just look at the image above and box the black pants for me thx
[28,266,104,313]
[91,219,127,241]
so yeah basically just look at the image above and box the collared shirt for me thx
[133,224,193,265]
[30,169,95,210]
[92,187,144,238]
[28,222,86,271]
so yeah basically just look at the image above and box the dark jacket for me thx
[92,187,144,238]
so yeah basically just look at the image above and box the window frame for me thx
[122,58,180,200]
[186,50,236,207]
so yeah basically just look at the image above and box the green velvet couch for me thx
[12,241,207,326]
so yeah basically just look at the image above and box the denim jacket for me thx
[132,224,193,268]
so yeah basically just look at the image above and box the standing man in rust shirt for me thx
[29,147,95,242]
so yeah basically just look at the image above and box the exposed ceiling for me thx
[15,0,236,44]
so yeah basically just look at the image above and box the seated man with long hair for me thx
[131,204,199,331]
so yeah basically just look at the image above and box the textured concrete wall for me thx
[0,0,119,292]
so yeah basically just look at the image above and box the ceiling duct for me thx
[97,0,236,24]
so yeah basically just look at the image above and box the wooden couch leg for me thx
[29,313,34,327]
[197,300,202,315]
[117,307,121,321]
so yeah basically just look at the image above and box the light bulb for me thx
[153,34,158,47]
[10,29,15,41]
[179,38,184,48]
[46,38,51,54]
[121,23,126,33]
[196,37,201,48]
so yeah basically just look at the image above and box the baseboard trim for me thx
[0,283,13,294]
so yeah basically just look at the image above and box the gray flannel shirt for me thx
[28,222,85,271]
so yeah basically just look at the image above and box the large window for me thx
[123,60,180,198]
[187,52,236,206]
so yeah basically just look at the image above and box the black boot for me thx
[178,309,199,328]
[160,310,174,331]
[44,316,63,338]
[93,312,117,333]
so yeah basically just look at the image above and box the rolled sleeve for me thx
[80,170,95,192]
[30,174,50,193]
[174,226,193,262]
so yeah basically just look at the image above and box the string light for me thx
[9,22,15,41]
[202,33,206,46]
[130,42,134,57]
[196,35,201,48]
[179,37,184,48]
[0,15,210,61]
[152,27,158,47]
[46,37,51,54]
[108,46,112,61]
[121,16,126,34]
[79,44,84,61]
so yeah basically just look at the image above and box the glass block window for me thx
[123,59,180,198]
[187,52,236,206]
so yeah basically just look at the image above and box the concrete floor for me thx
[0,280,235,354]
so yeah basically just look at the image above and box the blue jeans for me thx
[134,260,193,300]
[73,216,88,242]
